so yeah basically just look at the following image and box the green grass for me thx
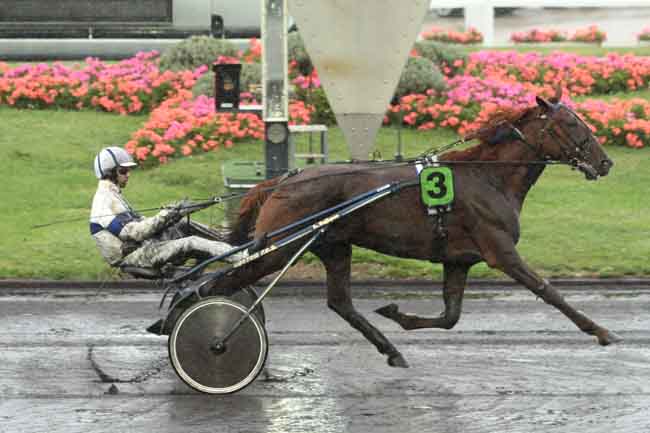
[462,44,650,57]
[576,88,650,102]
[1,105,649,280]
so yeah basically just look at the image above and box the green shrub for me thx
[192,73,213,98]
[159,36,239,71]
[192,63,262,100]
[394,56,446,99]
[413,40,467,76]
[240,62,262,99]
[286,32,334,123]
[288,32,313,75]
[305,87,335,125]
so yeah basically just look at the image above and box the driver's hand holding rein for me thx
[89,147,246,271]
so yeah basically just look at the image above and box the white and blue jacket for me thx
[89,180,176,266]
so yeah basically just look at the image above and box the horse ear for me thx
[536,96,553,112]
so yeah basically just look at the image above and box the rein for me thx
[32,116,575,229]
[186,119,570,204]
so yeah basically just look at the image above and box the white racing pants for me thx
[121,236,247,269]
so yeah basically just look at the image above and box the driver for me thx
[89,146,246,271]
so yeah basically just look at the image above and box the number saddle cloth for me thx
[415,160,455,242]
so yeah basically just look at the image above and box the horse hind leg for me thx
[375,263,468,330]
[313,242,409,368]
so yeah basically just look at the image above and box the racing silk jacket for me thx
[89,180,177,266]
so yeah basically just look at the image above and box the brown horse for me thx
[198,93,621,368]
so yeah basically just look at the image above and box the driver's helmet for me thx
[93,146,137,179]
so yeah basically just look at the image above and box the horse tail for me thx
[229,177,283,245]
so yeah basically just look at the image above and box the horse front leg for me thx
[375,263,469,330]
[313,242,409,368]
[476,228,622,346]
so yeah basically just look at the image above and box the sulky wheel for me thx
[168,296,268,394]
[230,285,266,324]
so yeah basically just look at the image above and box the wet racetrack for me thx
[0,284,649,433]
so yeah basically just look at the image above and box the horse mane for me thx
[441,105,534,161]
[229,177,282,245]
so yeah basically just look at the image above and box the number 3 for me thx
[426,172,447,199]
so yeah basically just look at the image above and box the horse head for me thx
[532,94,613,180]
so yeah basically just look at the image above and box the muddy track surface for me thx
[0,287,649,433]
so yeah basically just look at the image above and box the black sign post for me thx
[213,63,242,112]
[210,14,224,38]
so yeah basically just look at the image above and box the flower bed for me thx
[578,98,650,148]
[0,52,199,114]
[637,27,650,42]
[125,91,315,165]
[1,39,649,165]
[569,25,607,44]
[387,75,547,137]
[510,29,568,44]
[387,74,649,149]
[462,51,650,95]
[420,26,483,44]
[509,26,607,45]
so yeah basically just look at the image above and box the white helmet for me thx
[93,146,137,179]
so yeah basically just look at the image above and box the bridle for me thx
[533,103,595,168]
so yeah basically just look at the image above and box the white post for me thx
[289,0,429,159]
[262,0,290,178]
[464,4,494,46]
[262,0,288,122]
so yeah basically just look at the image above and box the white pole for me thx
[464,4,494,46]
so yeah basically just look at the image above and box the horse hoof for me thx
[387,352,409,368]
[375,303,399,320]
[597,329,623,346]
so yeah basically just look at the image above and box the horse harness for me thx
[412,105,590,247]
[531,103,595,167]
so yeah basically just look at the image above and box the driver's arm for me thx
[117,208,181,242]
